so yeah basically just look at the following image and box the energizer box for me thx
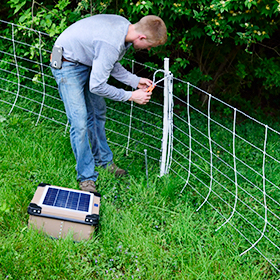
[27,183,100,241]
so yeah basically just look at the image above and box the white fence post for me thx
[165,71,174,173]
[160,58,173,177]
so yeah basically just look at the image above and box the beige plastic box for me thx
[28,183,100,241]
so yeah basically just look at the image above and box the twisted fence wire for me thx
[180,82,191,194]
[35,32,46,126]
[126,59,134,156]
[240,125,269,257]
[196,94,213,212]
[8,23,20,116]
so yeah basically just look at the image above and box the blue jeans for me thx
[51,61,113,182]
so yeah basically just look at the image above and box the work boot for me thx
[108,163,127,177]
[79,180,97,193]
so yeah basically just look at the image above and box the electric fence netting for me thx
[0,20,279,276]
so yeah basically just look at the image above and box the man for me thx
[51,14,167,192]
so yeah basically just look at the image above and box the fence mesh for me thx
[0,20,279,276]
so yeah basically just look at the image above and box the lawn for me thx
[0,106,278,280]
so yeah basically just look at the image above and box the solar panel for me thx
[42,187,91,212]
[28,183,100,241]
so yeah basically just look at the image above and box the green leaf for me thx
[13,0,26,14]
[193,9,199,17]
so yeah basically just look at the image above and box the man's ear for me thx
[138,34,147,40]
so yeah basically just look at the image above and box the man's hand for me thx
[137,78,152,90]
[129,88,152,105]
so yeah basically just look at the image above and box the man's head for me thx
[133,15,167,50]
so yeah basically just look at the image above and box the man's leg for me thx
[84,85,113,167]
[85,85,127,177]
[51,62,98,183]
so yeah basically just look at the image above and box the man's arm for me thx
[89,41,153,104]
[110,62,140,89]
[89,41,132,101]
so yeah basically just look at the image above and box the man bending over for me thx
[51,14,167,192]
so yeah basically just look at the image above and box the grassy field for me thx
[0,106,279,280]
[0,22,279,278]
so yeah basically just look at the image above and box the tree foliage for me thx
[2,0,280,112]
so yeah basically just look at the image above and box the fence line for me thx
[0,20,279,277]
[172,78,280,274]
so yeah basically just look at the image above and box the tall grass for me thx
[0,104,278,279]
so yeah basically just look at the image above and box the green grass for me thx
[0,107,279,279]
[1,25,279,278]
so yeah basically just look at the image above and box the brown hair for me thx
[134,15,167,46]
